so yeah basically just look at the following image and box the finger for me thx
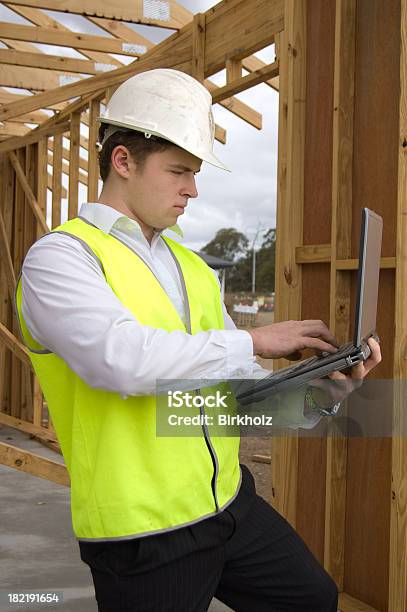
[350,360,365,379]
[303,337,339,354]
[367,337,382,364]
[328,370,347,381]
[301,320,340,347]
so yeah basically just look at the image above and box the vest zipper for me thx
[164,242,220,512]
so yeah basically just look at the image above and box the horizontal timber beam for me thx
[0,49,119,75]
[0,23,145,56]
[0,322,32,368]
[242,56,280,92]
[0,441,69,486]
[5,0,190,29]
[211,61,279,104]
[0,64,85,92]
[295,244,396,269]
[0,412,58,443]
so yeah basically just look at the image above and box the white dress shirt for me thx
[21,202,262,397]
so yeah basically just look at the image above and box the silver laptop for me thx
[237,208,382,405]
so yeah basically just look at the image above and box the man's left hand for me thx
[310,337,382,407]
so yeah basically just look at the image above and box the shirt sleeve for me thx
[21,233,255,396]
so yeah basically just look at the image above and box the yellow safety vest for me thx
[15,217,241,541]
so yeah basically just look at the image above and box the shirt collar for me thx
[78,202,183,239]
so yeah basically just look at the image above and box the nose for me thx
[180,174,198,199]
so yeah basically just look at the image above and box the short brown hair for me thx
[98,124,175,182]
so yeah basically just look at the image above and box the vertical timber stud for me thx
[11,148,24,418]
[51,133,63,228]
[68,112,80,220]
[271,0,307,527]
[226,58,242,84]
[37,139,47,238]
[389,0,407,609]
[0,156,14,415]
[324,0,356,589]
[192,13,206,83]
[87,99,100,202]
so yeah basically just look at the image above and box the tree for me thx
[202,228,249,262]
[255,228,276,293]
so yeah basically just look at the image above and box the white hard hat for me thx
[99,68,230,172]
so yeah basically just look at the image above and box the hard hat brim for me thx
[98,117,231,173]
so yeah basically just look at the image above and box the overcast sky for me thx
[1,0,279,251]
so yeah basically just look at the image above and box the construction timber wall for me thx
[273,0,406,611]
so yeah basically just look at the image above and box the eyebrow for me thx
[168,163,201,173]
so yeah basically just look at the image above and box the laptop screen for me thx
[354,208,383,346]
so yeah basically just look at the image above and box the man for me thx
[16,69,381,611]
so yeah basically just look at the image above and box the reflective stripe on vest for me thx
[15,217,241,541]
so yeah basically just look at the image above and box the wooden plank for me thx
[8,151,48,235]
[0,156,15,416]
[242,55,280,91]
[0,49,120,75]
[296,244,331,263]
[214,125,226,145]
[211,61,279,104]
[0,122,30,137]
[68,112,80,220]
[226,58,242,83]
[0,441,69,486]
[344,1,399,606]
[48,142,88,173]
[87,98,100,202]
[338,593,380,612]
[51,133,63,228]
[86,15,154,51]
[0,120,70,155]
[5,0,189,29]
[205,80,262,130]
[48,153,88,186]
[0,412,57,443]
[0,207,16,301]
[11,148,25,418]
[24,143,39,425]
[295,245,396,269]
[252,454,271,464]
[0,23,147,55]
[271,0,306,529]
[5,4,125,68]
[0,87,68,112]
[205,0,283,76]
[324,0,356,589]
[336,257,396,270]
[389,0,407,608]
[192,13,205,83]
[0,64,85,91]
[37,138,48,238]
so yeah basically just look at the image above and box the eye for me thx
[171,170,183,175]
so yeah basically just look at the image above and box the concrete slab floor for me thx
[0,426,231,612]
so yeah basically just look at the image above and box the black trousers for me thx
[79,465,338,612]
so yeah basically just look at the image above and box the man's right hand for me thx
[248,320,340,360]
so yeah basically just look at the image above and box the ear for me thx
[110,145,135,179]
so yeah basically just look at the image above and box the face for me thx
[110,145,201,239]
